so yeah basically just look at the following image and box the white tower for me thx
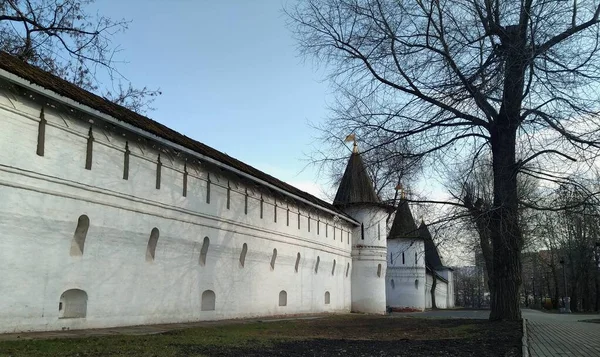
[386,199,426,311]
[333,145,389,314]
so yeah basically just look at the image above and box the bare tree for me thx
[288,0,600,320]
[0,0,160,113]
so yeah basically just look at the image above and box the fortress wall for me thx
[0,84,353,333]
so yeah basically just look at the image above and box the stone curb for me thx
[522,318,529,357]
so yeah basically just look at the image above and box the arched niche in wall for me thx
[201,290,216,311]
[146,228,159,262]
[70,215,90,256]
[199,237,210,266]
[279,290,287,307]
[315,256,320,274]
[324,291,330,305]
[415,279,419,290]
[294,252,301,273]
[391,279,396,289]
[59,289,87,318]
[240,243,248,268]
[415,252,418,265]
[270,248,277,270]
[377,263,382,277]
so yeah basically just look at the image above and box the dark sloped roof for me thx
[333,151,380,206]
[419,221,444,269]
[388,199,419,239]
[425,265,449,283]
[0,51,351,220]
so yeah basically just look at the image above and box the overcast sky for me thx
[95,0,333,199]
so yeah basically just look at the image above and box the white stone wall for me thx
[425,273,448,309]
[344,207,388,314]
[385,239,426,311]
[437,269,455,308]
[0,84,355,333]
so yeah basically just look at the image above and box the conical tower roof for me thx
[418,221,444,269]
[333,151,380,206]
[388,199,419,239]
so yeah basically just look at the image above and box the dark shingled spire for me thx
[388,199,419,239]
[333,151,380,206]
[418,221,444,269]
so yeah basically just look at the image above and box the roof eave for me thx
[0,68,360,226]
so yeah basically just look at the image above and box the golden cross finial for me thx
[344,134,358,153]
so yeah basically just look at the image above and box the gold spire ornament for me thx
[395,183,406,199]
[344,133,358,153]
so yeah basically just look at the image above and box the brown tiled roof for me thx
[333,151,380,206]
[0,51,352,220]
[388,199,419,240]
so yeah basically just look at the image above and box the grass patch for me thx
[0,315,521,357]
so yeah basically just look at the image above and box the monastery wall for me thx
[0,83,354,333]
[385,239,426,311]
[425,273,449,309]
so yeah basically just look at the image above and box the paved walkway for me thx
[524,309,600,357]
[394,308,600,356]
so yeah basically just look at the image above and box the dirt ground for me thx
[0,315,522,357]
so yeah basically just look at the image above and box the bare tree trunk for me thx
[488,28,527,320]
[488,124,523,320]
[553,269,561,310]
[594,265,600,312]
[431,274,438,309]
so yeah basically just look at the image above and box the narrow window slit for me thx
[155,154,162,189]
[200,237,210,266]
[260,196,264,219]
[270,248,277,270]
[36,107,46,156]
[85,126,94,170]
[226,182,231,209]
[332,259,336,275]
[240,243,248,267]
[182,162,188,196]
[206,174,211,204]
[123,142,130,180]
[146,228,159,262]
[295,252,301,273]
[244,189,248,214]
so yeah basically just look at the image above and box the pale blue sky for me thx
[95,0,333,198]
